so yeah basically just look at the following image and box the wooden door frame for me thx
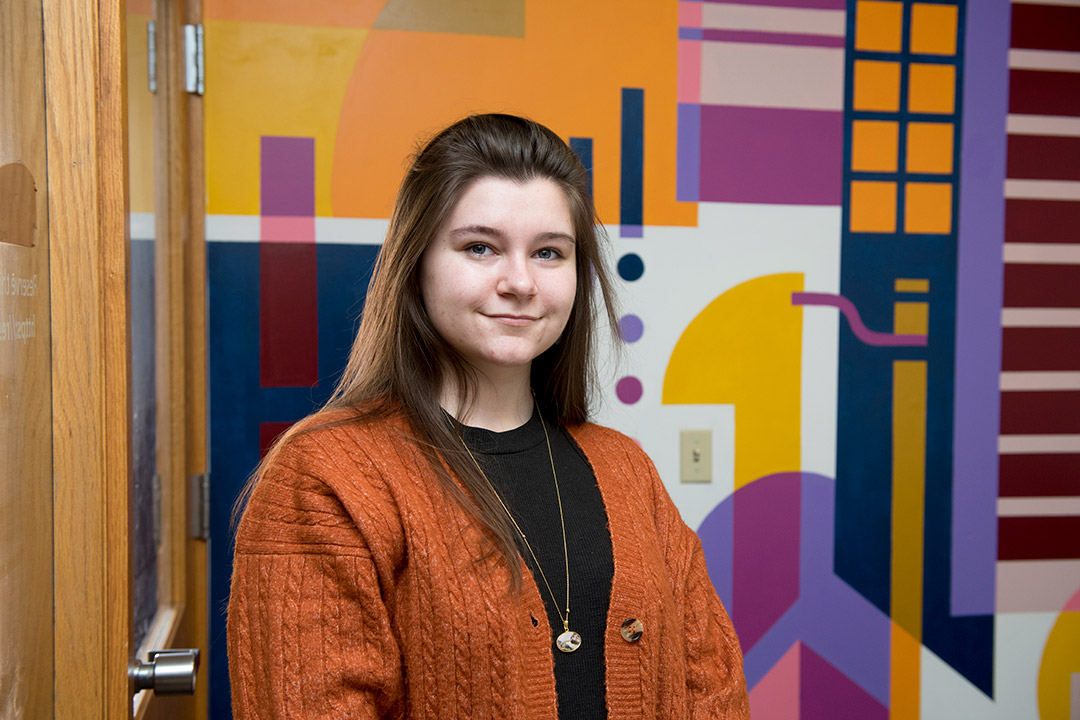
[46,0,131,718]
[47,0,207,717]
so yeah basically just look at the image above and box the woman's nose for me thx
[497,255,537,297]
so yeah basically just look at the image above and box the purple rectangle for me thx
[801,645,888,720]
[701,29,846,48]
[680,26,704,40]
[620,224,643,238]
[699,104,842,205]
[704,0,845,7]
[732,474,801,650]
[260,136,316,217]
[678,103,701,202]
[799,473,890,706]
[951,0,1011,617]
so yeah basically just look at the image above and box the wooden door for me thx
[0,2,54,715]
[0,1,207,717]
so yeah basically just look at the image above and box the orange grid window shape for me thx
[906,123,954,174]
[905,182,953,234]
[852,120,900,172]
[854,60,902,112]
[909,64,956,114]
[910,4,959,56]
[851,181,898,233]
[855,0,904,53]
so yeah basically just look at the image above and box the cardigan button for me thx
[620,618,644,643]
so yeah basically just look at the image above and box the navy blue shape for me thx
[317,243,381,394]
[569,136,594,200]
[617,253,645,282]
[207,241,381,719]
[620,88,644,230]
[834,0,992,698]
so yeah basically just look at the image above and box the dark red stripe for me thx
[1009,70,1080,117]
[1000,453,1080,497]
[1000,391,1080,434]
[998,516,1080,560]
[1002,327,1080,371]
[260,242,319,387]
[260,422,294,458]
[1005,199,1080,244]
[1003,264,1080,308]
[1011,4,1080,53]
[1007,134,1080,181]
[700,28,846,48]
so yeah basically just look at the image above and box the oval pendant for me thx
[556,630,582,653]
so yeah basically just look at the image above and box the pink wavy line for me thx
[792,292,928,347]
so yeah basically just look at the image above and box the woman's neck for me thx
[440,367,533,432]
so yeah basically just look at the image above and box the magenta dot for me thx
[616,376,644,404]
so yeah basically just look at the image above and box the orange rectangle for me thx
[895,279,930,293]
[891,622,921,720]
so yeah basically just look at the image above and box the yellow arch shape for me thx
[662,273,803,490]
[1038,601,1080,720]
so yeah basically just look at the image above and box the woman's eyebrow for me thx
[449,224,504,239]
[449,225,575,244]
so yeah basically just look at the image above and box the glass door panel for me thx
[127,0,162,655]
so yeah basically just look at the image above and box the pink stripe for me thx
[996,560,1080,612]
[1066,584,1080,612]
[260,215,315,244]
[703,28,846,48]
[679,1,703,28]
[792,292,929,347]
[679,40,702,103]
[748,641,800,717]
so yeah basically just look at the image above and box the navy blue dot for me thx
[617,253,645,282]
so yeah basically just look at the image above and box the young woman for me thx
[228,113,750,719]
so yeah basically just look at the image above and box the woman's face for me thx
[419,176,578,379]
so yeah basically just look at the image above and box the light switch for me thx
[680,429,712,483]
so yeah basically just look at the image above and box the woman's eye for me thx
[535,248,561,260]
[466,243,490,256]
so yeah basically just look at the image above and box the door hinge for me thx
[184,24,204,95]
[188,473,210,541]
[147,21,157,93]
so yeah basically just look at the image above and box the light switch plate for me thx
[680,429,712,483]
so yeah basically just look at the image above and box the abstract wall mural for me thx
[203,1,1080,717]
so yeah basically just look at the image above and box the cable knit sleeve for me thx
[640,441,751,719]
[227,430,405,720]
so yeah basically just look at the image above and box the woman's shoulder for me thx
[257,404,430,506]
[273,406,415,467]
[238,406,421,553]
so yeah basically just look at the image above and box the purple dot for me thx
[616,376,644,404]
[618,314,644,343]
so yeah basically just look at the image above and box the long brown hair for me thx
[243,113,620,586]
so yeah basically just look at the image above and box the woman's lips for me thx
[487,313,537,326]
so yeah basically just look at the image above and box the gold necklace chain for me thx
[444,400,581,653]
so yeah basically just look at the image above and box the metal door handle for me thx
[129,649,200,695]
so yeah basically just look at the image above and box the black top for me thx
[461,409,614,719]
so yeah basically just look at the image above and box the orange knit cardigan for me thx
[228,410,750,719]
